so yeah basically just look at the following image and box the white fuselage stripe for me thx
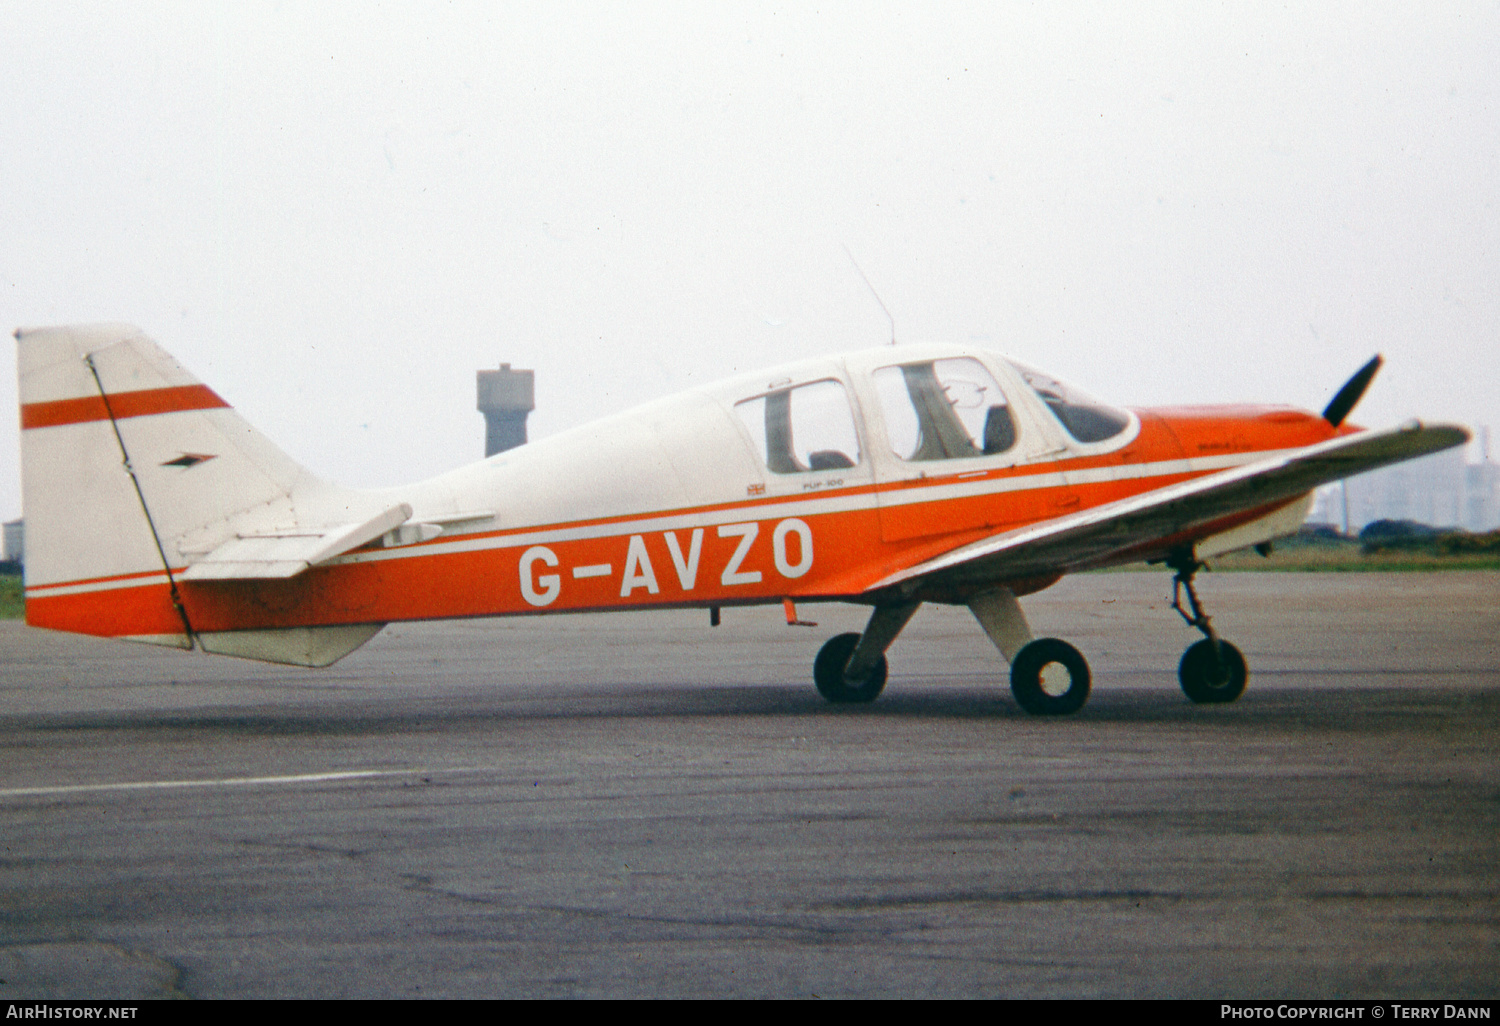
[25,449,1288,592]
[25,572,172,599]
[327,450,1282,567]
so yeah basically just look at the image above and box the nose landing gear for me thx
[1167,550,1248,704]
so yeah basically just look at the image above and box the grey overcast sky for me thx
[3,2,1497,521]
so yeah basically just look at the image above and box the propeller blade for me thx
[1322,354,1383,428]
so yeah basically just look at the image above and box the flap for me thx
[872,422,1469,594]
[180,503,412,581]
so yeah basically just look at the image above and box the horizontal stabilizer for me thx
[181,504,412,580]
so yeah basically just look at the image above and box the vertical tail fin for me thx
[17,324,382,664]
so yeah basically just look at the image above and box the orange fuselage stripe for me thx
[21,384,230,429]
[21,408,1338,639]
[17,470,1245,637]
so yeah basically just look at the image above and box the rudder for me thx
[17,324,383,664]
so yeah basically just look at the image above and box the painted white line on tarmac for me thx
[0,768,438,799]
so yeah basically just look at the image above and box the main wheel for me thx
[1010,638,1090,715]
[813,632,887,704]
[1179,638,1248,704]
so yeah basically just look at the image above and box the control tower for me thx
[477,363,535,457]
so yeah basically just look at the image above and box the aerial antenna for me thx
[842,244,896,345]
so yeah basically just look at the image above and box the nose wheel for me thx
[1179,637,1247,703]
[1168,551,1249,705]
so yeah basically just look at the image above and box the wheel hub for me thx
[1037,660,1073,697]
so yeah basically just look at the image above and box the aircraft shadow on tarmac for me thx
[5,681,1487,738]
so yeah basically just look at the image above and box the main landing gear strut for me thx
[813,588,1092,715]
[813,601,919,704]
[970,587,1091,715]
[1167,550,1248,704]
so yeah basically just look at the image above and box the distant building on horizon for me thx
[3,518,22,567]
[1308,426,1498,533]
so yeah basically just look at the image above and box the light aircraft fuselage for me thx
[15,326,1466,713]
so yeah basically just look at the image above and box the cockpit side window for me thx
[734,379,861,474]
[874,358,1017,462]
[1007,360,1131,444]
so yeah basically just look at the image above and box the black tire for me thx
[813,632,887,704]
[1010,638,1090,715]
[1179,638,1248,704]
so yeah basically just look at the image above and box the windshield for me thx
[1006,360,1131,444]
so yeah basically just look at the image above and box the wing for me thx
[872,421,1469,594]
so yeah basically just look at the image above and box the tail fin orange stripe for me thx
[21,384,229,429]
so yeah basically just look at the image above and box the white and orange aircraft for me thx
[15,324,1467,714]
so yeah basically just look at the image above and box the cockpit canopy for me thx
[874,357,1017,461]
[731,348,1134,475]
[734,379,863,474]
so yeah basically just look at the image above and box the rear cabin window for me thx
[873,358,1017,461]
[1006,360,1131,444]
[734,379,862,474]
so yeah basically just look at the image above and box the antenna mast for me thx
[842,245,896,345]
